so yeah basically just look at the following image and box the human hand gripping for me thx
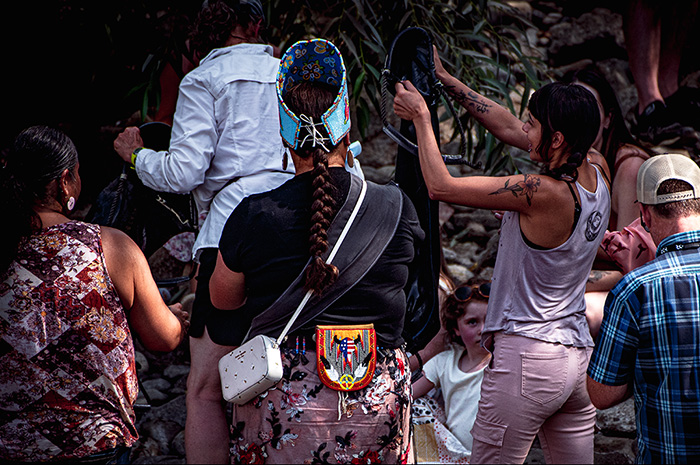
[393,80,431,123]
[169,302,190,340]
[432,45,451,83]
[113,126,145,164]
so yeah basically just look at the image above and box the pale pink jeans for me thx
[470,332,596,464]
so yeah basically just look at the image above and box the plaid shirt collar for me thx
[655,229,700,257]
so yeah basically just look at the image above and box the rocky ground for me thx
[122,1,700,463]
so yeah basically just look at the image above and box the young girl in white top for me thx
[413,281,492,462]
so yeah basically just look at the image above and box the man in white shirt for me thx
[114,1,292,462]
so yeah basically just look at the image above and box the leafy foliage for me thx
[131,0,550,174]
[264,0,550,174]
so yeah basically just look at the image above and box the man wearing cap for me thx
[587,153,700,462]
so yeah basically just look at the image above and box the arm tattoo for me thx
[445,85,491,114]
[588,270,611,284]
[489,174,541,206]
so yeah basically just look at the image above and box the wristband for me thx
[130,147,145,167]
[414,351,423,372]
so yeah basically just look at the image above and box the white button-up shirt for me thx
[134,43,294,261]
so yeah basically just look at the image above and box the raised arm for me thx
[433,46,529,151]
[102,227,188,352]
[393,80,558,214]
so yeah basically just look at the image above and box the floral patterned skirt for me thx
[229,346,413,464]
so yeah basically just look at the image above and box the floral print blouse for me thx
[0,221,138,461]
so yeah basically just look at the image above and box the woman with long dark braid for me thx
[209,39,423,464]
[393,48,611,463]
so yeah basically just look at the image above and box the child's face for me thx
[454,301,488,350]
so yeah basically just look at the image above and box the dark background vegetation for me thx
[8,0,697,211]
[3,1,555,206]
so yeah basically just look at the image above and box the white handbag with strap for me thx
[218,180,368,405]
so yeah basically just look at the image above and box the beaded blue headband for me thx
[277,39,351,151]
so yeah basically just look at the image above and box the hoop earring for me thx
[66,196,76,212]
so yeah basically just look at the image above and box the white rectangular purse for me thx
[219,334,284,404]
[219,180,367,405]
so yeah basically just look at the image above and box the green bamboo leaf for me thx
[352,71,366,100]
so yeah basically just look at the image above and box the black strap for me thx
[243,176,404,342]
[657,241,700,256]
[565,181,582,234]
[590,161,611,186]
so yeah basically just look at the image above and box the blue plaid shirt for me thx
[588,230,700,463]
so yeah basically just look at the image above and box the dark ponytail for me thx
[1,126,78,273]
[283,81,341,294]
[529,82,600,182]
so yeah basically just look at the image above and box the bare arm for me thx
[393,80,559,214]
[586,376,632,409]
[102,227,188,352]
[611,152,646,230]
[433,46,529,151]
[586,269,623,292]
[209,251,247,310]
[412,373,437,399]
[409,328,448,372]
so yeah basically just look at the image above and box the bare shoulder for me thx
[100,226,139,250]
[99,225,145,270]
[587,149,612,180]
[616,143,648,160]
[615,144,648,173]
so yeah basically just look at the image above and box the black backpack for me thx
[87,122,198,259]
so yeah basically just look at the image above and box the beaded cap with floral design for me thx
[277,39,351,150]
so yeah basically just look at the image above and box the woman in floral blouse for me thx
[0,126,189,463]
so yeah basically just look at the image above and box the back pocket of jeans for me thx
[520,353,568,405]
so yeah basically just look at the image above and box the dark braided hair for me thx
[189,0,264,59]
[1,126,78,273]
[529,82,600,182]
[283,81,342,294]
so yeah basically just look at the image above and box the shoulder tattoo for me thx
[489,174,541,206]
[445,86,491,114]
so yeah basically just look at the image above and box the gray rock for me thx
[143,378,171,392]
[548,8,625,65]
[594,434,636,464]
[135,351,149,373]
[596,398,636,436]
[504,1,533,21]
[450,242,482,268]
[132,437,161,460]
[172,430,187,457]
[446,264,474,284]
[141,419,182,455]
[163,364,190,381]
[542,12,563,25]
[139,395,187,429]
[361,164,395,184]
